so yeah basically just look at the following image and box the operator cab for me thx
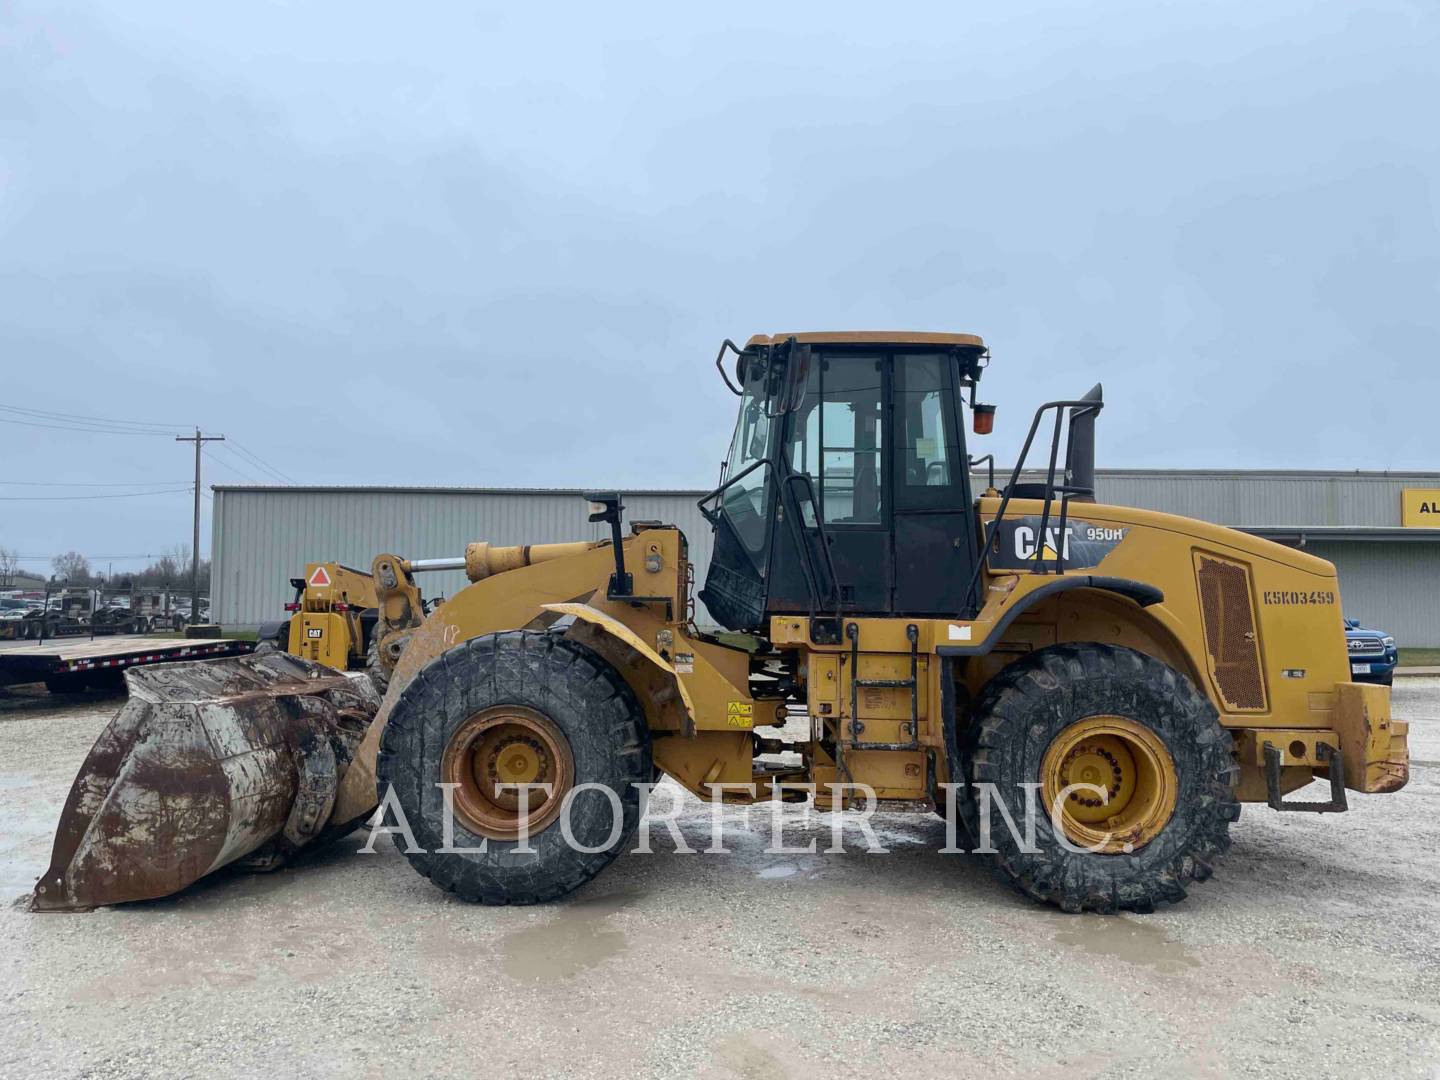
[700,331,991,631]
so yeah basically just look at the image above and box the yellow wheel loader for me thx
[268,562,380,671]
[265,558,439,691]
[34,331,1408,914]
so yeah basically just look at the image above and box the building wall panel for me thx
[212,489,715,627]
[212,472,1440,644]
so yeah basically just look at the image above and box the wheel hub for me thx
[1041,715,1177,853]
[441,705,575,840]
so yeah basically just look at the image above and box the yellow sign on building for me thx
[1402,489,1440,527]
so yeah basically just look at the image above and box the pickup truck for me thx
[1345,618,1399,685]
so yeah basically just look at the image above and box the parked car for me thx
[0,598,30,640]
[1345,618,1398,685]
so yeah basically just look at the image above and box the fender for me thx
[542,602,698,723]
[937,575,1165,657]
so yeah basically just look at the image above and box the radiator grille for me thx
[1195,553,1267,711]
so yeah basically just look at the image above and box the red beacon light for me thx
[283,602,301,612]
[972,403,996,435]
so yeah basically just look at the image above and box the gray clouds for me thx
[1,1,1437,566]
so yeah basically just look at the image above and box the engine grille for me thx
[1194,553,1268,711]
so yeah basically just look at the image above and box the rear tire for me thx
[377,630,652,904]
[954,643,1239,914]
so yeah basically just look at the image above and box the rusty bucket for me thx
[32,651,380,911]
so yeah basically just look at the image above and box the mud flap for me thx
[31,652,379,912]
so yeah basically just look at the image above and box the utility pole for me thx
[176,428,223,626]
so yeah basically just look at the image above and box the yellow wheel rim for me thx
[1040,715,1177,854]
[441,705,575,841]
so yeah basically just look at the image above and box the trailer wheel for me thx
[377,630,652,905]
[954,643,1239,914]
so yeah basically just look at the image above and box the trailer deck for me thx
[0,636,255,689]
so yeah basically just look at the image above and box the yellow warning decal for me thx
[726,701,753,729]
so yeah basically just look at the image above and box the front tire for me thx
[955,643,1239,914]
[377,630,652,904]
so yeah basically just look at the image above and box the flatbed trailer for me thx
[0,636,255,691]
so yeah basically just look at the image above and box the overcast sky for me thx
[2,1,1437,575]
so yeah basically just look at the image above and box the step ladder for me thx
[844,621,920,752]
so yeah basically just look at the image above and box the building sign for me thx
[1402,489,1440,528]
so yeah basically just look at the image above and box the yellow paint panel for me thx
[1402,489,1440,527]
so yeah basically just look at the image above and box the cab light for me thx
[972,403,996,435]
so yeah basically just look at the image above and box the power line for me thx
[0,402,182,433]
[0,414,186,436]
[0,479,191,487]
[10,553,166,561]
[2,403,297,483]
[222,439,296,484]
[202,446,263,483]
[0,487,193,501]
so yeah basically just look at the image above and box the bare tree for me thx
[0,546,19,588]
[132,544,210,591]
[51,550,92,583]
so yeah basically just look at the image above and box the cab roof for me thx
[744,330,985,349]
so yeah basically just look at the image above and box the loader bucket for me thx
[31,651,380,912]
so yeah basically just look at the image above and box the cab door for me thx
[771,351,892,614]
[890,353,977,616]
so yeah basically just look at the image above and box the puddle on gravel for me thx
[500,891,632,981]
[1051,913,1200,975]
[758,864,798,879]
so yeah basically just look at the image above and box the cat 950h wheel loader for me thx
[34,331,1408,915]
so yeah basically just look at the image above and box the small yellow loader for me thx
[266,558,438,692]
[269,562,379,671]
[34,331,1408,914]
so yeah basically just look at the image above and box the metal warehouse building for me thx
[211,470,1440,645]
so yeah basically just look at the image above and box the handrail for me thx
[713,339,750,396]
[783,472,842,610]
[969,453,995,490]
[961,394,1106,613]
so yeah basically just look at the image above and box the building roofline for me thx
[212,467,1440,497]
[1242,526,1440,543]
[211,484,712,496]
[1079,468,1440,481]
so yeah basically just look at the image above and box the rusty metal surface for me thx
[32,651,379,911]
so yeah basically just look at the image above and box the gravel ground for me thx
[2,680,1438,1079]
